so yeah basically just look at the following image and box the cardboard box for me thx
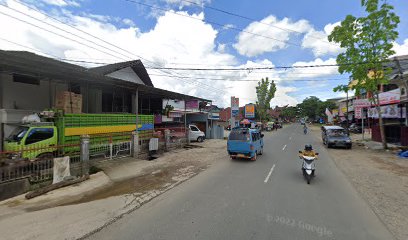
[54,91,82,114]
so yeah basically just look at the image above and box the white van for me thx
[189,124,205,142]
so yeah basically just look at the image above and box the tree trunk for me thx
[375,93,388,149]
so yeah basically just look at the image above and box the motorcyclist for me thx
[299,144,318,158]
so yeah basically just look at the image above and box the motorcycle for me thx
[298,151,318,184]
[303,128,307,134]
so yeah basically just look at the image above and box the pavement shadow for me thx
[231,158,255,164]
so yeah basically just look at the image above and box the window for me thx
[229,129,250,141]
[190,126,199,131]
[25,128,54,145]
[6,126,29,142]
[13,74,40,85]
[252,133,259,141]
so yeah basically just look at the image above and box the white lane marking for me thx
[264,164,276,183]
[289,136,292,140]
[282,144,287,151]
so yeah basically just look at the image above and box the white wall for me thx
[107,67,145,85]
[1,73,68,111]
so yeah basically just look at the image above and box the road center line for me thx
[282,144,287,151]
[264,164,276,183]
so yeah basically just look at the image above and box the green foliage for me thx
[280,106,298,119]
[328,0,399,149]
[333,85,349,94]
[328,0,399,103]
[297,96,321,119]
[296,97,336,120]
[255,77,276,121]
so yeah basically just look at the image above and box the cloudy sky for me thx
[0,0,407,107]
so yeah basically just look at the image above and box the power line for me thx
[124,0,302,47]
[1,2,231,97]
[0,37,229,96]
[0,8,130,62]
[180,0,338,46]
[149,73,347,82]
[9,0,149,62]
[145,60,388,71]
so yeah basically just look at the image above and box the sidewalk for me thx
[350,131,402,150]
[310,126,408,240]
[0,139,227,240]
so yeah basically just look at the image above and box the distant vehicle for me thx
[265,122,274,131]
[300,119,305,125]
[226,125,231,131]
[321,126,352,149]
[189,124,205,142]
[227,127,264,161]
[349,123,363,133]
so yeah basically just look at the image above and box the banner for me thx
[163,99,185,111]
[367,105,406,118]
[325,108,333,123]
[355,107,365,119]
[231,97,239,117]
[185,100,199,111]
[379,89,400,105]
[245,104,255,118]
[353,99,371,108]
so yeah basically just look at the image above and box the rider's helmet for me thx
[304,144,313,151]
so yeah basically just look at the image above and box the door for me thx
[23,127,57,159]
[189,125,201,141]
[251,132,261,153]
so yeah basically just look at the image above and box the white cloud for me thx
[301,22,343,57]
[164,0,210,7]
[222,24,234,30]
[270,86,298,107]
[392,39,408,56]
[42,0,81,7]
[122,18,135,27]
[0,0,333,108]
[284,57,339,79]
[234,15,312,57]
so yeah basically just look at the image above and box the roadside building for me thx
[353,55,408,146]
[0,50,211,150]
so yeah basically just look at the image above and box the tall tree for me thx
[328,0,400,149]
[280,106,298,120]
[298,96,322,119]
[256,78,276,121]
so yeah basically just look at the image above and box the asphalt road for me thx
[89,124,394,240]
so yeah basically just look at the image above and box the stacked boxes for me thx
[55,91,82,114]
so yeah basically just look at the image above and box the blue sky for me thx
[1,0,407,107]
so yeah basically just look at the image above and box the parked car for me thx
[189,124,205,142]
[321,126,352,149]
[227,127,264,161]
[349,123,363,133]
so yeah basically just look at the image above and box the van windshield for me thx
[6,126,29,142]
[229,129,250,141]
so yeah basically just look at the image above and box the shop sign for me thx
[245,104,255,118]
